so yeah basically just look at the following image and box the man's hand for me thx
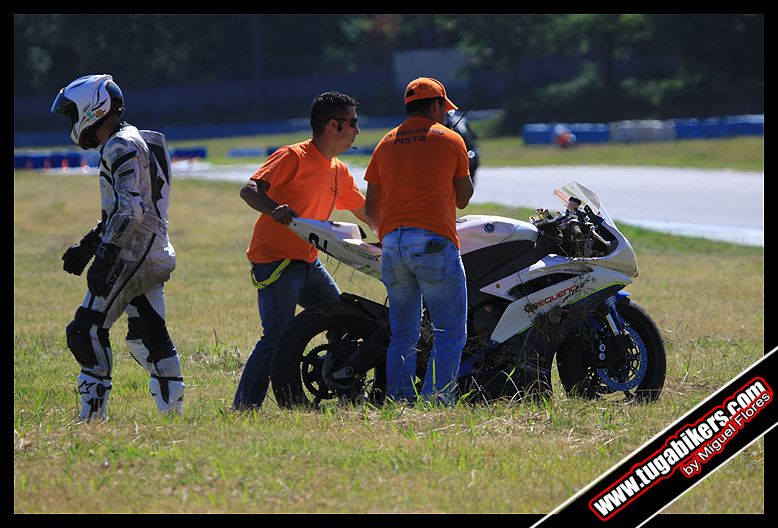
[62,225,102,276]
[271,204,296,225]
[87,243,122,298]
[240,179,298,224]
[350,205,378,238]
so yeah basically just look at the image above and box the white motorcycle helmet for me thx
[51,74,125,149]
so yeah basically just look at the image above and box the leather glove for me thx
[87,243,122,298]
[62,222,102,276]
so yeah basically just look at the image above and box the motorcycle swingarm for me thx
[338,293,390,373]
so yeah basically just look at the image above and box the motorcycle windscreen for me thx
[553,181,614,225]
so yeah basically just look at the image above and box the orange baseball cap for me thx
[404,77,458,112]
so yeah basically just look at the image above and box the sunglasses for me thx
[330,117,359,128]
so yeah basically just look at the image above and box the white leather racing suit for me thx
[67,122,184,420]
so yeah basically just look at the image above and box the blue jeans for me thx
[381,227,467,405]
[233,258,341,409]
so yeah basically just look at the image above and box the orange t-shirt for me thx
[364,115,470,247]
[247,140,365,263]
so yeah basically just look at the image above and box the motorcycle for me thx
[270,182,666,408]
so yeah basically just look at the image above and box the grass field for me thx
[13,137,764,514]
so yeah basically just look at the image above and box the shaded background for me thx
[14,14,763,137]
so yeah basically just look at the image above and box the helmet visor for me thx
[51,91,79,128]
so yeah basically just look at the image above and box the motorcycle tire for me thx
[271,300,387,409]
[556,297,666,402]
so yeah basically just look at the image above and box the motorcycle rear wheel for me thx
[271,300,387,409]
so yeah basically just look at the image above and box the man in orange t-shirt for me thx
[233,91,373,410]
[364,77,474,405]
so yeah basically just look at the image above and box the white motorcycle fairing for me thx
[289,182,635,276]
[551,182,638,278]
[456,215,539,254]
[289,182,637,343]
[288,215,540,281]
[289,219,382,278]
[287,182,638,345]
[488,266,632,343]
[288,223,631,346]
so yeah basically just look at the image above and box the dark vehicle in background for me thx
[446,111,480,185]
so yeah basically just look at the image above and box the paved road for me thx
[466,165,764,247]
[172,161,764,246]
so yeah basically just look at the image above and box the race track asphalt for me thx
[173,161,764,247]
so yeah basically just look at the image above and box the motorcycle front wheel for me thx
[270,300,387,409]
[556,297,666,402]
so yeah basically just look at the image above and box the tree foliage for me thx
[14,14,763,130]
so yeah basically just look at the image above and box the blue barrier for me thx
[674,118,727,139]
[523,123,610,144]
[568,123,610,143]
[725,115,764,136]
[674,115,764,140]
[14,147,206,171]
[524,115,763,145]
[170,147,207,159]
[523,124,554,145]
[228,148,264,157]
[14,152,91,169]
